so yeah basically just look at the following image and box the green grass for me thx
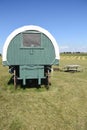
[0,54,87,130]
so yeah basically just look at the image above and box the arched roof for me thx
[3,25,60,61]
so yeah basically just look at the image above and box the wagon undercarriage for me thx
[9,65,51,89]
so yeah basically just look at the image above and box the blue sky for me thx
[0,0,87,53]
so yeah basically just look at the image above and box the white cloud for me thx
[59,45,87,52]
[59,45,70,52]
[76,46,87,52]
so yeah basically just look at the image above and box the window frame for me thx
[21,32,41,48]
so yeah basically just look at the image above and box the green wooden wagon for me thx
[2,25,60,88]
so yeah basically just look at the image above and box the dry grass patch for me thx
[0,54,87,130]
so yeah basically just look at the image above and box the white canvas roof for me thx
[3,25,60,61]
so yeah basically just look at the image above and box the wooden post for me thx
[45,70,51,90]
[14,69,17,89]
[48,73,51,86]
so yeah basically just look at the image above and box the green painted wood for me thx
[20,65,44,85]
[7,31,57,65]
[20,65,44,79]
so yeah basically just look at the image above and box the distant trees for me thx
[60,52,87,54]
[0,53,2,56]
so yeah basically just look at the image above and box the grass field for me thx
[0,54,87,130]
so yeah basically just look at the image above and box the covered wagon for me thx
[2,25,60,88]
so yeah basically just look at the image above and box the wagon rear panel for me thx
[7,32,56,65]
